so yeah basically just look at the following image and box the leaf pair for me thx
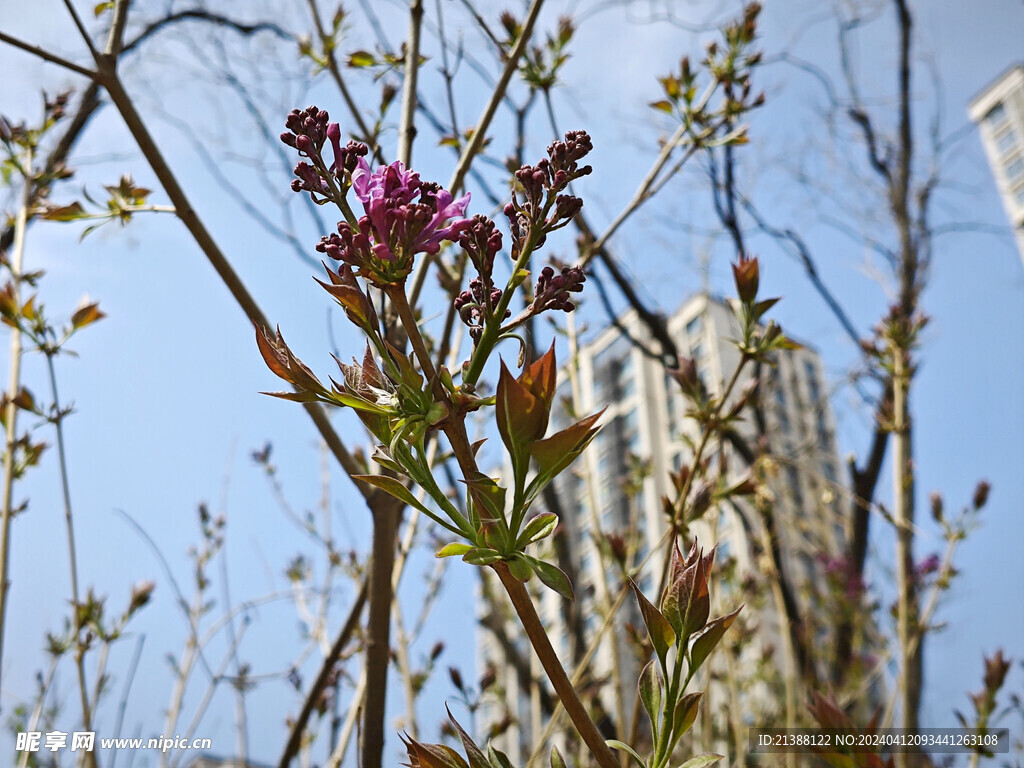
[661,541,715,642]
[495,344,557,476]
[435,544,574,601]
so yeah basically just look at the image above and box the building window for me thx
[816,412,830,448]
[1006,156,1024,183]
[986,102,1008,129]
[787,465,804,509]
[686,314,703,342]
[996,128,1018,156]
[804,360,821,402]
[664,373,679,434]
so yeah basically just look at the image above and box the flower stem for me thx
[493,562,619,768]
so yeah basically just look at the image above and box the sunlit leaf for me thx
[528,557,573,600]
[689,605,742,672]
[435,543,474,558]
[348,50,377,67]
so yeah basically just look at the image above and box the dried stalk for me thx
[0,145,32,704]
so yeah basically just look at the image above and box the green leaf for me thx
[352,475,430,515]
[528,557,573,600]
[315,275,372,329]
[630,580,675,667]
[689,605,742,672]
[549,746,567,768]
[525,409,604,506]
[674,754,723,768]
[406,741,469,768]
[261,390,322,403]
[488,745,514,768]
[516,512,558,549]
[638,660,662,739]
[649,100,674,113]
[348,50,377,67]
[462,548,502,566]
[606,741,645,768]
[495,360,545,474]
[462,472,507,527]
[507,554,532,582]
[672,691,703,742]
[435,543,474,558]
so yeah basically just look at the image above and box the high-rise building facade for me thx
[969,64,1024,262]
[477,294,848,761]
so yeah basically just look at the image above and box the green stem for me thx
[462,213,552,389]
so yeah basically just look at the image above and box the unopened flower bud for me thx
[731,255,759,303]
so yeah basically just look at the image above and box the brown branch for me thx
[447,0,546,196]
[478,607,556,715]
[493,563,619,768]
[122,10,292,54]
[397,0,424,167]
[279,579,368,768]
[0,30,98,79]
[304,0,386,166]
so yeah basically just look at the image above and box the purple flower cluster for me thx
[351,158,471,265]
[282,106,472,287]
[913,553,941,579]
[281,107,368,201]
[317,158,471,285]
[504,130,593,251]
[459,214,503,281]
[817,553,866,599]
[531,265,585,313]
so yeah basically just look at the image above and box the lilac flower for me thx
[914,553,941,579]
[281,106,368,201]
[531,265,586,313]
[458,214,503,284]
[505,130,593,252]
[352,158,471,259]
[313,157,470,285]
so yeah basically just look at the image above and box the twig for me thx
[279,578,368,768]
[447,0,546,196]
[108,634,145,768]
[304,0,386,166]
[0,145,33,708]
[62,0,101,60]
[0,30,99,79]
[45,350,97,764]
[397,0,424,167]
[16,655,60,768]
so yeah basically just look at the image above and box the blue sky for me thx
[1,0,1022,765]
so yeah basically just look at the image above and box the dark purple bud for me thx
[731,255,759,303]
[532,265,586,314]
[973,480,990,510]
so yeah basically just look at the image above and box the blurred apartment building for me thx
[969,64,1024,262]
[477,294,849,761]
